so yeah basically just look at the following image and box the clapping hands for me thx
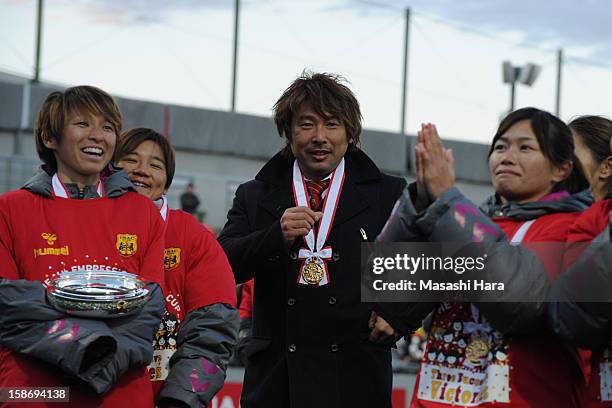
[414,123,455,210]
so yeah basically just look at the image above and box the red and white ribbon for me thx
[158,195,169,221]
[510,219,535,245]
[52,173,104,198]
[292,158,345,286]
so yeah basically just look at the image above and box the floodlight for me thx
[502,61,515,84]
[502,61,542,112]
[518,63,541,86]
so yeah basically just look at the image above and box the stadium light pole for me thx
[502,61,541,113]
[400,7,411,136]
[230,0,240,112]
[33,0,43,83]
[15,0,42,155]
[555,49,563,116]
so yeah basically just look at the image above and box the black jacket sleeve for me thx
[158,303,240,408]
[0,279,117,382]
[87,283,165,395]
[218,183,287,283]
[371,181,438,335]
[377,183,429,243]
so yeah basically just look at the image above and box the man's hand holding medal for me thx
[280,207,322,246]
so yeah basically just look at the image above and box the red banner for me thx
[211,382,407,407]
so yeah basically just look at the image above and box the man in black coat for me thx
[218,72,410,408]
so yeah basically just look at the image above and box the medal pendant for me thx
[302,259,325,285]
[465,338,490,365]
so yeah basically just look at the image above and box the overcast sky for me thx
[1,0,611,145]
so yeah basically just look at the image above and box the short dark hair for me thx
[569,115,612,196]
[34,85,122,172]
[273,71,362,158]
[488,107,588,194]
[114,128,176,189]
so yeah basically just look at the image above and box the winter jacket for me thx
[218,149,410,408]
[152,208,239,408]
[0,167,165,407]
[378,184,589,333]
[378,184,589,407]
[549,198,612,349]
[549,198,612,408]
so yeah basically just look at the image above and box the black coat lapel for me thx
[259,184,294,219]
[255,149,379,224]
[332,172,369,227]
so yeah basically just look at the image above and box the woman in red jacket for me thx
[0,86,166,407]
[114,128,239,408]
[549,115,612,407]
[379,107,589,407]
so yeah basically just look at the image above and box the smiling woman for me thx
[0,86,166,407]
[44,112,116,186]
[378,107,591,408]
[34,85,122,189]
[114,127,238,408]
[487,107,586,204]
[114,128,175,201]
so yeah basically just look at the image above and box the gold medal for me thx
[302,260,325,285]
[465,338,490,365]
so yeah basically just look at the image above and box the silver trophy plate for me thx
[47,270,150,318]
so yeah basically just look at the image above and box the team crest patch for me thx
[164,248,181,270]
[117,234,138,256]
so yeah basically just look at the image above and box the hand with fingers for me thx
[414,125,431,212]
[368,311,400,345]
[280,206,323,246]
[415,123,455,202]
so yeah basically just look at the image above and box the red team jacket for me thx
[411,210,586,408]
[149,209,236,397]
[565,199,612,408]
[0,189,165,408]
[238,279,254,320]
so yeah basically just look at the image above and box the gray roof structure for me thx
[0,77,492,183]
[0,73,496,228]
